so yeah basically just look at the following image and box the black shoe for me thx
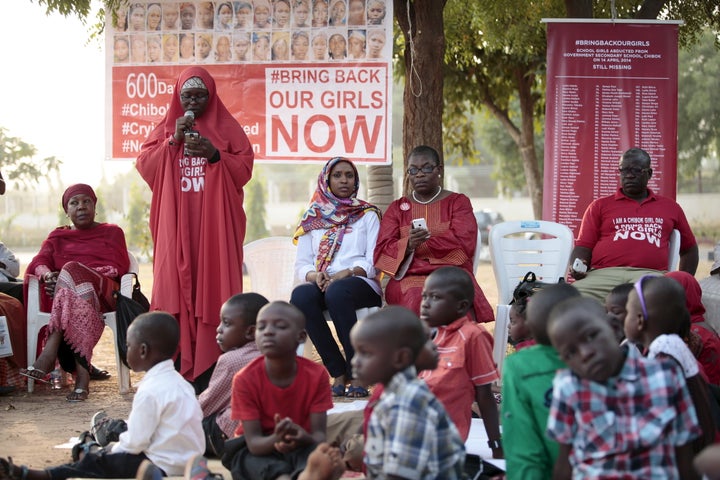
[0,385,16,396]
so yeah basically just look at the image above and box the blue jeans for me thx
[290,277,381,379]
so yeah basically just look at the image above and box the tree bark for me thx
[636,0,668,19]
[564,0,593,18]
[516,68,543,219]
[367,165,395,213]
[395,0,447,196]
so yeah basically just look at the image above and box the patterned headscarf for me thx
[293,157,380,272]
[62,184,97,212]
[181,76,208,90]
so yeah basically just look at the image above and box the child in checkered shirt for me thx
[546,296,701,480]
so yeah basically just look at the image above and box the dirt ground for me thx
[1,249,716,469]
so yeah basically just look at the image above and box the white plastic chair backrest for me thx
[472,229,483,276]
[489,220,575,305]
[243,237,297,301]
[489,220,574,384]
[668,229,680,271]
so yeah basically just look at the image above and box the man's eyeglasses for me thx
[618,166,649,176]
[180,93,209,102]
[406,165,437,176]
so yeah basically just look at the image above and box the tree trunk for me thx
[367,165,395,213]
[516,68,543,219]
[564,0,593,17]
[395,0,447,196]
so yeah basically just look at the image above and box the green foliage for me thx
[677,29,720,192]
[245,174,269,243]
[439,0,720,205]
[125,182,153,257]
[0,127,62,190]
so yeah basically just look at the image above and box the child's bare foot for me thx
[298,443,346,480]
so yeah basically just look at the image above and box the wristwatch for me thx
[487,439,502,449]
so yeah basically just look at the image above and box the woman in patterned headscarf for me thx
[137,67,253,390]
[290,157,381,398]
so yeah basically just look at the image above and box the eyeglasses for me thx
[180,93,208,102]
[406,165,437,176]
[618,166,649,176]
[633,275,654,321]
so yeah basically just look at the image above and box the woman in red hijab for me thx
[137,66,253,389]
[666,270,720,385]
[21,184,129,401]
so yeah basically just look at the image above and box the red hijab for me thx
[143,66,249,155]
[666,270,706,324]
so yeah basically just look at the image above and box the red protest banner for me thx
[106,1,393,165]
[542,20,680,235]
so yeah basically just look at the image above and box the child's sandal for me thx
[0,457,29,480]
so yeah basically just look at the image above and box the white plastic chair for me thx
[243,236,380,356]
[26,251,139,394]
[488,220,574,382]
[243,236,299,302]
[668,229,680,271]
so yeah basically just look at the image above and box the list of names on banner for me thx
[543,22,679,234]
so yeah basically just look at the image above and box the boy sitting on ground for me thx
[501,283,580,479]
[417,266,502,457]
[350,305,466,478]
[199,292,268,457]
[547,296,701,479]
[221,301,334,480]
[0,312,204,479]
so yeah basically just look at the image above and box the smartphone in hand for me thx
[412,218,427,230]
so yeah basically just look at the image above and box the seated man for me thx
[569,147,698,301]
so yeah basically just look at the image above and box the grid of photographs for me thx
[112,0,389,65]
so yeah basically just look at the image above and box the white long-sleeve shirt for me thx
[294,212,381,296]
[112,360,204,475]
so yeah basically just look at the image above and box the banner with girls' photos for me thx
[105,0,393,164]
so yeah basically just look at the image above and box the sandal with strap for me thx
[18,366,50,384]
[345,385,369,398]
[71,432,102,462]
[0,457,29,480]
[89,365,111,381]
[67,388,89,403]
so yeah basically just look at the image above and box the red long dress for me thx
[137,66,254,381]
[374,193,494,322]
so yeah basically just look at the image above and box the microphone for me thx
[184,110,195,131]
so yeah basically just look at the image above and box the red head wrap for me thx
[62,184,97,212]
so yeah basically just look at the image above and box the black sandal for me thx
[71,432,102,462]
[89,365,111,381]
[0,457,29,480]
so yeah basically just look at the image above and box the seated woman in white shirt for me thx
[290,157,382,398]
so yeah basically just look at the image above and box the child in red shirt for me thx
[418,266,503,458]
[222,301,334,479]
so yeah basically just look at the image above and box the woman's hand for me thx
[173,114,195,141]
[184,134,219,160]
[43,271,59,297]
[407,226,430,253]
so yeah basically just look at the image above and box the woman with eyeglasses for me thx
[374,145,494,322]
[136,67,254,392]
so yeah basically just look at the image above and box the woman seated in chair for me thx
[373,145,494,322]
[21,184,129,402]
[290,157,382,398]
